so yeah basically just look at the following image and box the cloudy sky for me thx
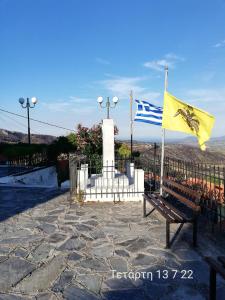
[0,0,225,140]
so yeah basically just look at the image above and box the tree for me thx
[67,133,77,147]
[76,123,118,157]
[47,136,75,161]
[117,143,131,158]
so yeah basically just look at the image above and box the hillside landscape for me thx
[1,128,225,164]
[0,128,56,144]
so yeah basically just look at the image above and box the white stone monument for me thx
[102,119,115,179]
[77,116,144,201]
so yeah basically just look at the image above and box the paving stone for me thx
[103,226,130,236]
[47,233,67,244]
[35,293,58,300]
[102,288,148,300]
[175,249,202,261]
[126,238,149,252]
[80,233,94,241]
[0,294,30,300]
[0,188,223,299]
[15,255,66,293]
[0,229,31,239]
[90,230,106,239]
[0,257,36,292]
[114,249,130,257]
[37,223,56,234]
[91,239,109,247]
[11,247,28,258]
[76,211,86,216]
[0,247,11,255]
[37,216,58,223]
[0,235,42,246]
[143,282,172,300]
[75,274,102,294]
[58,225,74,235]
[108,257,128,272]
[68,251,83,261]
[131,254,158,266]
[160,285,206,300]
[115,217,141,223]
[102,277,135,290]
[75,224,93,232]
[52,270,74,293]
[82,220,99,227]
[0,256,8,263]
[91,244,114,258]
[65,215,78,221]
[48,209,65,215]
[28,243,54,263]
[58,237,86,251]
[63,285,100,300]
[65,221,78,225]
[79,258,109,272]
[116,238,139,247]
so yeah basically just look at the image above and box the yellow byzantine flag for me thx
[162,92,215,150]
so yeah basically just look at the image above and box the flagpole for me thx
[130,90,133,160]
[160,66,168,195]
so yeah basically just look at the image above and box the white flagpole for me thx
[130,90,133,160]
[160,66,168,195]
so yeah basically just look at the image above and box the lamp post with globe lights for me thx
[18,97,38,145]
[97,96,119,119]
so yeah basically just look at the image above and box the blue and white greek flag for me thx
[134,99,163,126]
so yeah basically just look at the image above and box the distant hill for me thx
[173,136,225,148]
[0,129,56,144]
[123,138,225,165]
[138,143,225,165]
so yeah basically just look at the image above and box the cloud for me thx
[96,57,110,65]
[41,97,95,113]
[144,53,185,72]
[69,96,93,104]
[213,40,225,48]
[99,75,161,101]
[41,101,71,112]
[186,88,225,104]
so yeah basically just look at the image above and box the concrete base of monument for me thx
[83,192,144,202]
[76,163,144,202]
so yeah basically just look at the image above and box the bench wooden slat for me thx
[151,194,193,221]
[144,194,185,223]
[151,194,186,221]
[144,195,175,222]
[205,257,225,280]
[162,186,200,212]
[163,178,201,201]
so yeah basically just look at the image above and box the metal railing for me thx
[69,153,225,232]
[143,155,225,231]
[0,152,49,177]
[69,155,145,202]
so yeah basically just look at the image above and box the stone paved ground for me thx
[0,187,225,299]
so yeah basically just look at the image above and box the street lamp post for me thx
[97,96,119,118]
[18,97,38,144]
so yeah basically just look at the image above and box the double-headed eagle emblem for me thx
[174,106,200,135]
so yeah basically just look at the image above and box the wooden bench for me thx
[205,256,225,300]
[143,178,201,248]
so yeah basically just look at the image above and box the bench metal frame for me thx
[143,178,201,248]
[205,256,225,300]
